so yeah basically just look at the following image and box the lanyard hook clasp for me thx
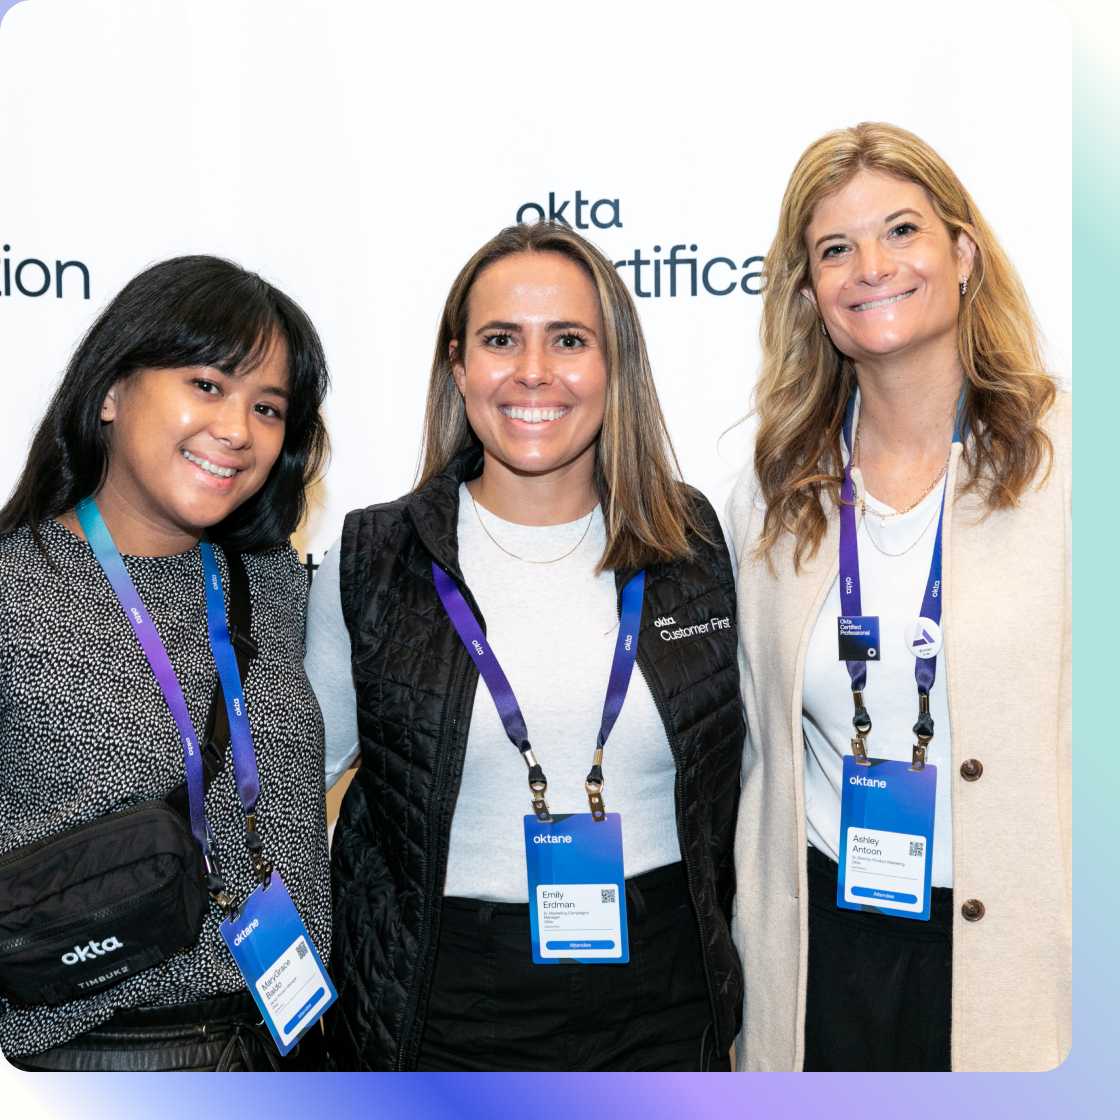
[851,690,872,765]
[202,846,237,918]
[912,694,934,770]
[244,811,273,888]
[524,749,552,822]
[585,747,606,822]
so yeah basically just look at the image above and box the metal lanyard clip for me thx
[524,749,552,822]
[585,747,606,821]
[202,846,237,918]
[244,812,273,887]
[851,690,872,765]
[911,693,934,770]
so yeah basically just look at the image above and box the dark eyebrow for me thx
[474,320,522,335]
[473,319,598,336]
[813,231,846,250]
[814,208,925,250]
[206,365,290,400]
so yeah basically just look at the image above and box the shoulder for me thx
[725,426,768,560]
[0,521,79,602]
[680,483,722,540]
[1042,387,1071,518]
[1043,386,1071,462]
[337,489,436,627]
[242,543,307,589]
[0,525,40,613]
[665,483,736,592]
[340,491,424,579]
[341,492,414,555]
[0,522,38,565]
[241,545,310,628]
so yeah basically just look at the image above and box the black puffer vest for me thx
[327,450,745,1070]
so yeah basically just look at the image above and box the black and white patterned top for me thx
[0,520,330,1057]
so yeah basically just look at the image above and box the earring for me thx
[819,319,828,338]
[959,278,968,296]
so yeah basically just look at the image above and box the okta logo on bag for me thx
[61,936,124,966]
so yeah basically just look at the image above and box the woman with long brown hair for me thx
[305,221,744,1070]
[728,122,1070,1072]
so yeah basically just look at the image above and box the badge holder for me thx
[837,680,938,920]
[524,812,628,965]
[836,759,936,921]
[221,869,337,1056]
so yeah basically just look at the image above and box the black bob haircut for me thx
[1,255,330,553]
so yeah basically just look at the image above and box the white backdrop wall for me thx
[0,0,1071,568]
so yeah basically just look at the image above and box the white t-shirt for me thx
[802,476,955,888]
[305,484,681,902]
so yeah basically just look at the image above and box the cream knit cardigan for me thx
[728,392,1071,1072]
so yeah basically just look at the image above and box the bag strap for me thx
[166,548,256,820]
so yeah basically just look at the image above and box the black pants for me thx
[7,992,326,1072]
[417,862,720,1071]
[804,845,953,1071]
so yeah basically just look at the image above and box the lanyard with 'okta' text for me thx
[432,562,645,821]
[838,396,961,769]
[76,497,270,912]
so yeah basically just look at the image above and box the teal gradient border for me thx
[1,0,1110,1114]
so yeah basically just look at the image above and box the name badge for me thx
[838,615,881,661]
[220,871,336,1055]
[523,813,628,965]
[836,757,936,922]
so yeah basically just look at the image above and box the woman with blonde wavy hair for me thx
[727,122,1069,1072]
[306,222,744,1070]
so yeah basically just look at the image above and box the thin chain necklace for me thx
[854,425,950,521]
[468,488,594,565]
[862,495,944,558]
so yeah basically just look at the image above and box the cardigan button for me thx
[960,758,984,781]
[961,898,986,922]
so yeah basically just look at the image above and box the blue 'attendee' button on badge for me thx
[851,886,918,904]
[545,940,615,951]
[282,988,326,1036]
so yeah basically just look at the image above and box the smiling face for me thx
[96,335,290,551]
[803,169,975,366]
[451,250,607,485]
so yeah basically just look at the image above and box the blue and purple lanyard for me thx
[839,394,961,767]
[432,561,645,821]
[76,497,262,895]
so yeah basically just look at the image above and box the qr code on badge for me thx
[295,939,309,961]
[600,888,616,905]
[909,841,925,858]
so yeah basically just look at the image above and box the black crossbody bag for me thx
[0,549,256,1007]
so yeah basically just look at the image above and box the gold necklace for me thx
[469,489,594,565]
[854,426,950,521]
[862,497,944,558]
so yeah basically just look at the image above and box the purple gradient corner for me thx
[0,0,29,32]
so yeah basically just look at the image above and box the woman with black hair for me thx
[0,255,333,1070]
